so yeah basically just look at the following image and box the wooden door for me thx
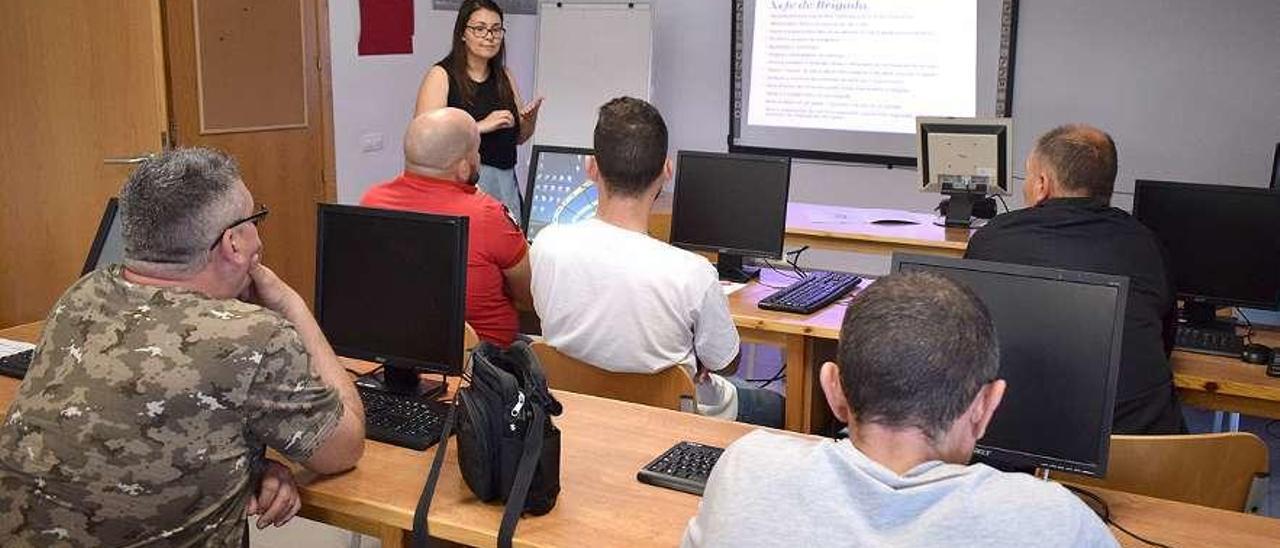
[0,0,169,328]
[162,0,336,307]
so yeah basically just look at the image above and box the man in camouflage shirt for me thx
[0,148,366,546]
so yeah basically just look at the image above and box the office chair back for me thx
[463,323,480,351]
[1058,432,1270,513]
[530,341,696,412]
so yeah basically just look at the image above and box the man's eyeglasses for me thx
[466,25,506,39]
[209,205,269,250]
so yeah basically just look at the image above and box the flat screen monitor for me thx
[522,145,597,242]
[669,150,790,283]
[916,117,1012,228]
[892,253,1127,478]
[1132,180,1280,319]
[315,204,468,395]
[82,197,124,275]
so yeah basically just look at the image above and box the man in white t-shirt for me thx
[530,97,784,427]
[683,272,1118,547]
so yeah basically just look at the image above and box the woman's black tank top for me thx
[440,63,519,169]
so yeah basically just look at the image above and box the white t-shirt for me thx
[530,219,741,419]
[683,430,1118,548]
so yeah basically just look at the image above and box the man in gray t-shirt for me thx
[683,272,1117,547]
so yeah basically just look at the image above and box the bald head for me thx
[403,108,481,180]
[1029,124,1117,201]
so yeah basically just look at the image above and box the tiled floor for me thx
[249,518,377,548]
[734,343,788,397]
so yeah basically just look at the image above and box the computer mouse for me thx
[1241,343,1274,365]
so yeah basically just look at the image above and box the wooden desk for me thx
[1173,328,1280,419]
[2,320,1278,547]
[647,197,965,431]
[649,196,971,258]
[647,194,1280,426]
[726,272,846,432]
[725,277,1280,432]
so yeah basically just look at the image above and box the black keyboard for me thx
[0,349,34,380]
[357,385,449,451]
[1175,325,1244,357]
[758,271,863,314]
[637,441,724,496]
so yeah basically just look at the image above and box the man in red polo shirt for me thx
[361,108,531,346]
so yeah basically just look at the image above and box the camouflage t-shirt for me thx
[0,266,344,547]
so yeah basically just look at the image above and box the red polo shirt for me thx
[360,172,527,346]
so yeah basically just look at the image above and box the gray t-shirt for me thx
[683,430,1117,547]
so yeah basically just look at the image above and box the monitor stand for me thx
[941,192,981,228]
[1180,301,1238,332]
[716,253,760,283]
[358,364,447,400]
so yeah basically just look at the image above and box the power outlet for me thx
[360,132,384,153]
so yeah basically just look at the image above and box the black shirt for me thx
[441,64,519,169]
[965,197,1185,434]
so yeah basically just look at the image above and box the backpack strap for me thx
[496,403,547,548]
[412,396,460,548]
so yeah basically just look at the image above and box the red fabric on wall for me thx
[358,0,414,55]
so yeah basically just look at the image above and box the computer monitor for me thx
[81,197,124,275]
[892,254,1127,478]
[522,145,597,242]
[315,204,468,396]
[916,117,1012,228]
[1132,179,1280,327]
[669,150,791,283]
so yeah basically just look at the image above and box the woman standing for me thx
[416,0,543,222]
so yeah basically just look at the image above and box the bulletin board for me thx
[194,0,309,133]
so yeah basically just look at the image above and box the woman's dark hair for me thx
[441,0,516,113]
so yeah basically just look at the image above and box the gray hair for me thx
[119,147,245,274]
[1033,124,1118,201]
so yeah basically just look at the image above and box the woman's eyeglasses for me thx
[466,25,506,39]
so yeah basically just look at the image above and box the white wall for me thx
[329,1,535,204]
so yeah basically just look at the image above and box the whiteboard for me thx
[534,1,652,148]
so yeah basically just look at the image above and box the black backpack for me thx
[413,340,563,548]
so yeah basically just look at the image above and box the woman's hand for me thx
[478,110,516,133]
[520,97,544,124]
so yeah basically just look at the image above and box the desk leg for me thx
[297,506,410,548]
[804,339,837,434]
[378,525,409,548]
[783,334,809,433]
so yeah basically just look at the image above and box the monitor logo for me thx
[972,447,992,457]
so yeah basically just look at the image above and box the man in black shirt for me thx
[965,124,1185,434]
